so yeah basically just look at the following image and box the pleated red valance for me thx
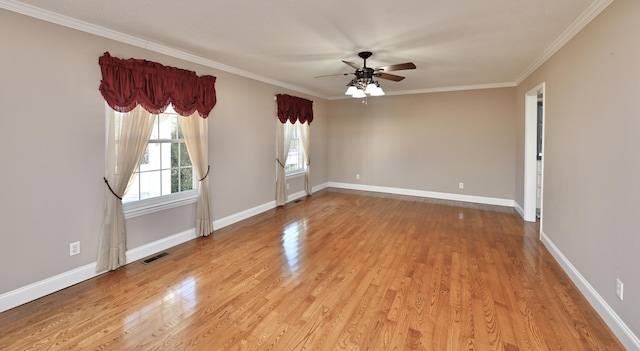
[98,52,217,118]
[276,94,313,124]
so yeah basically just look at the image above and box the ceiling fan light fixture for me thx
[364,81,378,94]
[370,85,385,96]
[345,85,358,95]
[352,89,366,98]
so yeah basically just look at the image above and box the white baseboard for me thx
[211,183,328,230]
[213,200,276,230]
[540,231,640,350]
[312,182,329,193]
[328,182,515,207]
[0,262,98,313]
[514,201,525,218]
[124,228,196,264]
[0,228,196,313]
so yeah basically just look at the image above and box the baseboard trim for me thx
[514,201,525,219]
[328,182,515,207]
[124,228,196,265]
[211,183,329,230]
[0,262,98,313]
[540,231,640,350]
[212,201,276,230]
[0,228,198,313]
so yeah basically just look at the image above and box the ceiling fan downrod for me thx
[358,51,373,68]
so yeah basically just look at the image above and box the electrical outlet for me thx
[459,182,464,189]
[70,241,80,256]
[616,279,624,300]
[356,173,360,180]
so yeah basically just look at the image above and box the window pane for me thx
[149,116,159,140]
[140,148,150,167]
[172,116,184,139]
[140,170,161,200]
[181,168,193,191]
[161,169,172,195]
[171,168,179,193]
[158,114,172,139]
[177,118,184,138]
[123,173,140,203]
[285,138,301,172]
[171,142,179,168]
[143,143,161,171]
[179,143,191,167]
[161,142,171,170]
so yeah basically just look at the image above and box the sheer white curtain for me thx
[179,112,212,236]
[298,122,311,195]
[97,106,156,272]
[276,121,295,206]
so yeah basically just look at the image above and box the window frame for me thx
[106,104,199,219]
[284,121,306,178]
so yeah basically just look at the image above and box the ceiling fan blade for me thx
[314,73,353,78]
[342,60,362,70]
[376,72,405,82]
[375,62,416,72]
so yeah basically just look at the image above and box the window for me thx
[121,106,197,208]
[285,122,305,176]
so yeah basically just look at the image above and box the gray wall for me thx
[327,88,516,200]
[515,0,640,338]
[0,8,328,294]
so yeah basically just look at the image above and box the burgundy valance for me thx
[98,52,217,118]
[276,94,313,124]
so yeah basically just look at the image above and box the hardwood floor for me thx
[0,189,624,350]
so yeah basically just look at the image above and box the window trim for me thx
[123,189,198,219]
[285,169,306,178]
[284,122,306,176]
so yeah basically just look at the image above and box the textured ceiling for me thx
[2,0,610,99]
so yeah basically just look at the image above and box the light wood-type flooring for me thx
[0,189,624,350]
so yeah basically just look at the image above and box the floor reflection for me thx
[124,276,197,338]
[282,220,307,274]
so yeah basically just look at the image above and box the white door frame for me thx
[523,82,545,223]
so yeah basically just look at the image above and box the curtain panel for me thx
[179,112,213,237]
[275,122,295,206]
[97,106,157,272]
[276,94,313,124]
[99,52,217,118]
[298,122,312,195]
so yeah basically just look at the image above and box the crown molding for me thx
[515,0,614,85]
[0,0,328,100]
[328,81,517,100]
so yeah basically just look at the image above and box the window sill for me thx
[285,170,306,179]
[123,190,198,219]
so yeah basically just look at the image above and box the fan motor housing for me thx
[355,67,375,80]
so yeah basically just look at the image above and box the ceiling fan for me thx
[316,51,416,97]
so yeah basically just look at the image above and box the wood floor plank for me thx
[0,188,625,350]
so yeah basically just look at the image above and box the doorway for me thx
[524,83,545,224]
